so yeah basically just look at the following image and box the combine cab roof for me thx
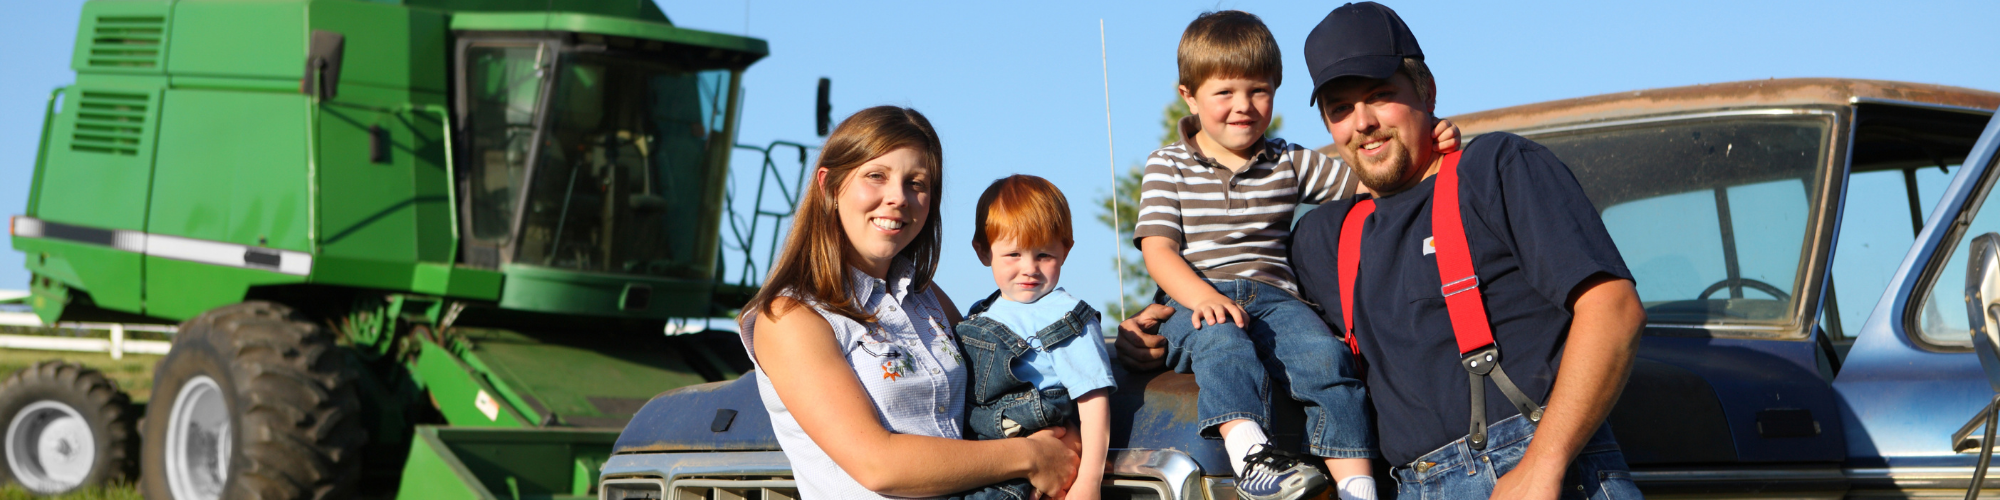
[1449,78,2000,135]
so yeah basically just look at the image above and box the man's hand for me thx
[1490,463,1562,500]
[1115,304,1174,371]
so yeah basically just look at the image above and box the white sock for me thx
[1222,421,1269,476]
[1336,475,1377,500]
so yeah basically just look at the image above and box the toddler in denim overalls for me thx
[956,175,1116,500]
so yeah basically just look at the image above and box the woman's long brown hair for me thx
[742,106,945,327]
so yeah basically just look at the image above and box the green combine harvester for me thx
[1,0,815,498]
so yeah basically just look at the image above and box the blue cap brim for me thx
[1308,55,1405,106]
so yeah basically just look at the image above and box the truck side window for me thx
[1828,167,1954,339]
[1915,161,1998,348]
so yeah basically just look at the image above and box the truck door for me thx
[1836,106,2000,495]
[1527,111,1854,494]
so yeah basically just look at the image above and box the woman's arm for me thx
[1066,388,1111,500]
[753,298,1078,496]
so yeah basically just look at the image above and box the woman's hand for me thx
[1021,426,1082,498]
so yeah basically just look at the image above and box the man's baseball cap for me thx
[1304,2,1423,105]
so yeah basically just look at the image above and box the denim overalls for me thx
[938,293,1101,500]
[957,292,1100,441]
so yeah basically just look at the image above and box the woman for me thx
[740,106,1081,499]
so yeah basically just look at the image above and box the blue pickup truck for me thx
[596,78,2000,499]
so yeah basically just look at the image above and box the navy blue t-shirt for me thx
[1292,133,1632,465]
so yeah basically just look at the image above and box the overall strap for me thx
[1432,151,1542,450]
[1337,199,1376,356]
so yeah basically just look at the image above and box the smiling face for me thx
[1180,75,1275,165]
[823,147,933,278]
[1318,72,1438,195]
[981,237,1068,303]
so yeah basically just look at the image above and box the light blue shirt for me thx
[977,288,1117,397]
[740,260,967,499]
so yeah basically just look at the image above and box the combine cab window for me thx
[463,43,550,248]
[512,53,736,279]
[1535,115,1832,333]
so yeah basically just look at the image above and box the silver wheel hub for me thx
[5,400,95,493]
[166,376,230,500]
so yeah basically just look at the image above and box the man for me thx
[1116,3,1647,499]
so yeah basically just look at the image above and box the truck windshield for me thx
[1533,115,1832,329]
[466,45,737,279]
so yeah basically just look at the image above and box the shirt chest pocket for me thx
[852,338,916,383]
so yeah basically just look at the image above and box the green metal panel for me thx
[414,339,532,427]
[13,238,145,317]
[498,263,711,319]
[307,0,449,94]
[143,256,303,321]
[396,428,494,500]
[148,89,311,252]
[451,327,715,427]
[411,263,503,300]
[307,257,502,300]
[395,426,615,500]
[166,1,304,83]
[405,0,669,23]
[449,12,769,58]
[37,84,162,232]
[72,1,172,76]
[316,101,421,263]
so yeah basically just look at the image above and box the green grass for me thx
[0,483,140,500]
[0,349,161,403]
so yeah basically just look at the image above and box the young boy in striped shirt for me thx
[1133,11,1456,500]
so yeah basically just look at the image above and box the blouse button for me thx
[888,304,898,312]
[935,406,945,414]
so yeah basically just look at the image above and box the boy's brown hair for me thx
[1178,10,1283,91]
[971,175,1074,260]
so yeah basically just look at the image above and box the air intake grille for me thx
[70,92,149,156]
[85,15,166,69]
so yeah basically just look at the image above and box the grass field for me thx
[0,484,140,500]
[0,349,160,403]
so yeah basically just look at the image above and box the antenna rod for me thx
[1100,19,1128,321]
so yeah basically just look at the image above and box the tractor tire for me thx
[0,360,137,495]
[140,302,366,500]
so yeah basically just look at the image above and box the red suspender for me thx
[1433,152,1497,354]
[1336,151,1540,451]
[1337,199,1375,356]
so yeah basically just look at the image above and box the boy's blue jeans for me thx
[1390,413,1642,500]
[1159,279,1376,459]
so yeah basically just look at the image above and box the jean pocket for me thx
[1591,470,1638,500]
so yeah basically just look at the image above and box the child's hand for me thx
[1190,295,1248,329]
[1062,478,1100,500]
[1434,118,1461,153]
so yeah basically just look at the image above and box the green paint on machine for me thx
[13,0,796,496]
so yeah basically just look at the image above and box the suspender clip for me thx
[1442,275,1480,297]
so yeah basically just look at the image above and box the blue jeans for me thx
[1159,279,1376,458]
[1390,413,1642,500]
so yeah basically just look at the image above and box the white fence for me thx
[0,311,173,359]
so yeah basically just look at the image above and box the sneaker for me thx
[1235,444,1329,500]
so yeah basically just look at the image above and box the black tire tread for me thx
[156,301,365,500]
[0,360,138,491]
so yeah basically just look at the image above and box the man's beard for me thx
[1341,132,1415,193]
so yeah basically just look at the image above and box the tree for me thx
[1096,96,1280,320]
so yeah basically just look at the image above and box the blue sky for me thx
[2,0,1997,327]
